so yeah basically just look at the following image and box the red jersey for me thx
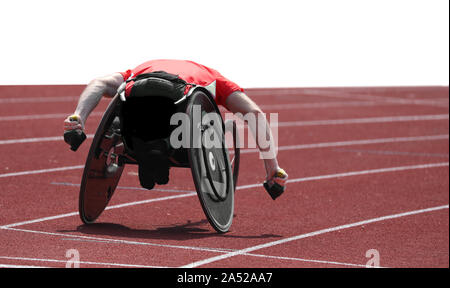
[119,59,244,106]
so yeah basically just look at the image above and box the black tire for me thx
[79,96,125,224]
[186,90,235,233]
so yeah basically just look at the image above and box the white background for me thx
[0,0,448,88]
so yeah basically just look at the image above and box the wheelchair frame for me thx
[78,86,240,233]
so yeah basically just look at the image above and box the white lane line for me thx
[240,134,449,154]
[60,237,232,252]
[334,148,449,158]
[1,98,446,123]
[104,192,196,210]
[2,227,375,268]
[259,98,446,110]
[56,162,450,195]
[1,90,445,106]
[4,227,232,254]
[0,101,406,121]
[0,165,84,179]
[0,256,166,268]
[246,88,448,98]
[0,112,103,121]
[0,193,196,229]
[50,181,195,193]
[244,253,379,268]
[236,162,449,190]
[0,213,80,229]
[2,134,447,179]
[285,162,449,184]
[300,89,449,107]
[181,204,449,268]
[0,96,79,103]
[0,136,64,145]
[1,103,368,121]
[1,114,448,146]
[276,114,449,127]
[0,135,94,145]
[1,134,448,181]
[1,162,448,229]
[47,162,450,198]
[0,263,49,268]
[259,101,381,110]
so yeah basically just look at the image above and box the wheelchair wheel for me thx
[186,90,236,233]
[79,95,125,224]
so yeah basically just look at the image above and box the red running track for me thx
[0,85,448,268]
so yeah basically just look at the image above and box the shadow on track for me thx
[58,216,282,242]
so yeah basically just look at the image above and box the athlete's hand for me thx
[64,114,84,132]
[63,114,86,151]
[264,168,288,200]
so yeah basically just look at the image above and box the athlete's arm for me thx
[224,91,280,179]
[68,73,124,128]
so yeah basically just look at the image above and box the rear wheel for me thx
[79,96,125,224]
[186,90,236,233]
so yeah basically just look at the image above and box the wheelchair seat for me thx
[119,94,187,189]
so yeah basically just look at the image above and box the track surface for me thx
[0,85,448,268]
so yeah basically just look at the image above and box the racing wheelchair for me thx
[65,72,240,233]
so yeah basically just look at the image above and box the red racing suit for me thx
[119,59,244,106]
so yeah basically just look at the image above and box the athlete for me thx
[63,59,288,199]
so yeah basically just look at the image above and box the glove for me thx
[264,168,288,200]
[63,114,86,151]
[64,114,83,131]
